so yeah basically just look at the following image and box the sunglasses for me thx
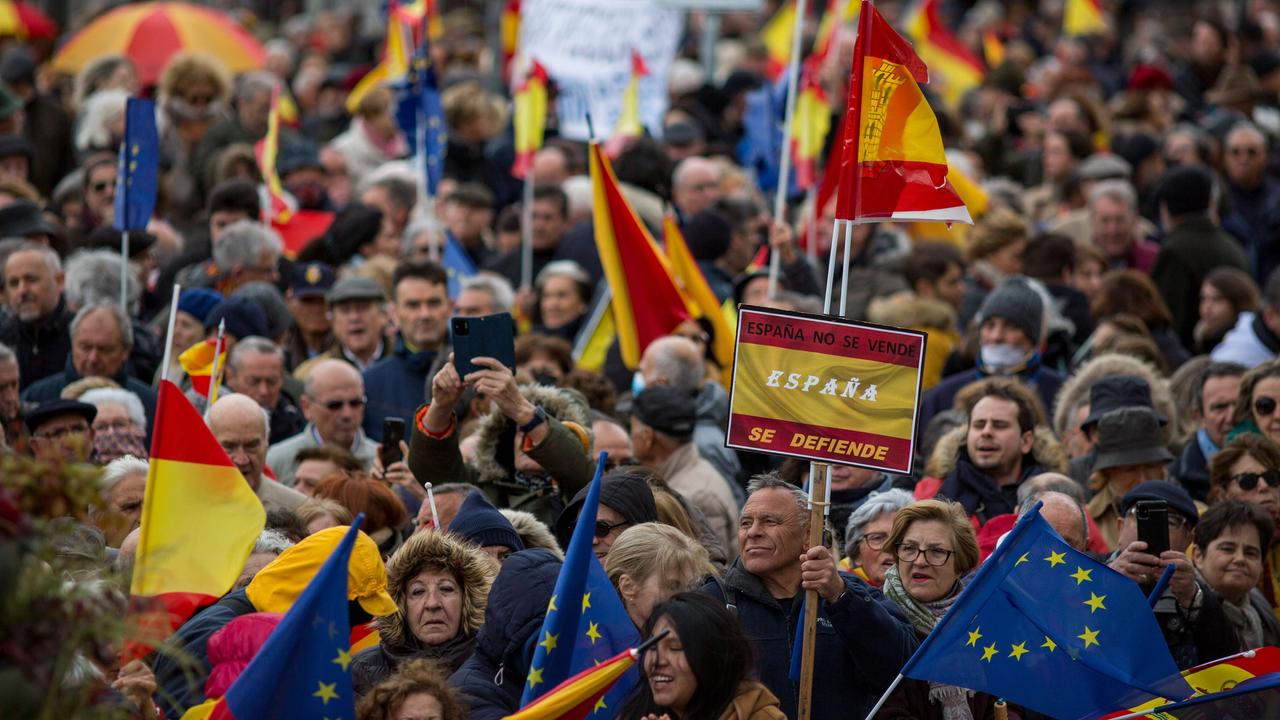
[1231,470,1280,492]
[90,180,113,194]
[594,520,631,539]
[1254,396,1280,416]
[321,396,367,412]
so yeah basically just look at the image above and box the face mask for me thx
[287,181,330,211]
[980,343,1028,373]
[631,371,646,397]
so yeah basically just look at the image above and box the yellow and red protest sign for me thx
[727,306,926,474]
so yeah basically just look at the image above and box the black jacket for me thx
[938,450,1045,526]
[1173,439,1211,503]
[0,296,72,390]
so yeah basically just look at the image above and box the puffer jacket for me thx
[409,384,596,526]
[867,292,960,391]
[449,548,563,720]
[350,531,496,696]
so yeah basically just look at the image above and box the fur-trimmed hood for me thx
[469,384,594,484]
[925,424,1068,479]
[1050,353,1175,443]
[378,530,497,648]
[867,292,957,331]
[500,509,563,560]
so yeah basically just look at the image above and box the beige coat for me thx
[657,442,740,556]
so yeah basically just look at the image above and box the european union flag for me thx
[212,517,365,720]
[519,454,642,717]
[442,232,476,300]
[898,505,1193,720]
[113,97,158,232]
[736,70,796,197]
[395,27,447,199]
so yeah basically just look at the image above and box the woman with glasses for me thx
[842,488,913,588]
[1232,358,1280,445]
[1209,433,1280,619]
[553,467,659,563]
[877,499,1011,719]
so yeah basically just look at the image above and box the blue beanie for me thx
[177,288,223,325]
[448,491,525,553]
[205,296,269,340]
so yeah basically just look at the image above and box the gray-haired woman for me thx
[843,488,914,588]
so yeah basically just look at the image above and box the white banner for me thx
[517,0,685,141]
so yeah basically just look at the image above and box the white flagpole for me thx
[160,284,181,384]
[426,482,440,528]
[203,319,226,422]
[120,231,129,311]
[767,0,809,300]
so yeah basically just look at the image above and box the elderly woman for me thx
[356,658,470,720]
[533,260,593,343]
[1233,359,1280,445]
[1192,501,1280,649]
[81,386,149,463]
[349,530,496,697]
[93,454,147,547]
[877,499,1006,719]
[843,489,913,587]
[605,522,716,629]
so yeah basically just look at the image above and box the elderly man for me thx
[1088,180,1159,272]
[226,337,305,444]
[1219,123,1280,283]
[268,359,378,486]
[0,241,71,388]
[0,341,27,446]
[294,276,389,379]
[1175,362,1245,501]
[672,156,723,219]
[22,302,156,428]
[208,220,282,295]
[208,393,306,512]
[454,274,514,318]
[192,71,277,193]
[702,474,915,719]
[94,455,147,547]
[25,397,95,461]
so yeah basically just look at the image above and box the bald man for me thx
[209,393,307,512]
[672,157,723,218]
[266,359,378,486]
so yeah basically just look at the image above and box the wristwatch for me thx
[519,405,548,433]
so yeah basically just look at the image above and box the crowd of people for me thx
[9,0,1280,718]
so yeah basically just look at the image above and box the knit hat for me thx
[1120,481,1199,527]
[177,288,224,325]
[632,385,697,440]
[1111,133,1160,171]
[682,208,732,262]
[205,296,269,340]
[1155,165,1213,216]
[553,469,658,549]
[448,491,525,553]
[977,277,1043,343]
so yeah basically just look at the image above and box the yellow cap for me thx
[246,526,398,617]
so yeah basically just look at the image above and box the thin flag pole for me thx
[120,230,129,311]
[203,319,226,422]
[805,187,817,265]
[837,220,853,318]
[160,284,182,384]
[425,482,440,528]
[767,0,809,300]
[863,674,907,720]
[520,169,535,290]
[822,219,841,313]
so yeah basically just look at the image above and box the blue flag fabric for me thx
[519,454,642,716]
[113,97,158,231]
[736,70,796,197]
[901,507,1194,720]
[218,516,364,720]
[442,232,477,300]
[395,28,447,199]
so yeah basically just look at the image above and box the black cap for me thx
[664,121,704,147]
[277,139,323,177]
[1092,407,1174,472]
[25,399,96,434]
[553,469,658,549]
[205,296,269,340]
[0,200,59,239]
[0,133,31,164]
[290,261,336,298]
[632,385,697,439]
[0,47,35,86]
[682,209,732,262]
[1120,481,1199,526]
[1081,375,1163,430]
[85,227,156,258]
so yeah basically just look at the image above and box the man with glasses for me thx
[80,153,117,235]
[1106,481,1239,669]
[1220,123,1280,284]
[293,276,389,380]
[25,398,95,461]
[210,393,306,514]
[702,473,915,720]
[267,359,378,487]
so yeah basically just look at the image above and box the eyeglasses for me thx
[1124,506,1189,529]
[860,532,889,551]
[895,543,955,567]
[1254,396,1280,416]
[90,180,113,194]
[594,520,631,539]
[34,423,90,441]
[93,419,136,433]
[1231,470,1280,492]
[321,396,367,412]
[1229,146,1263,157]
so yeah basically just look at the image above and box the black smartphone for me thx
[1135,499,1169,557]
[452,312,516,378]
[380,418,405,466]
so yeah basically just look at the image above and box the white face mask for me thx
[980,343,1029,373]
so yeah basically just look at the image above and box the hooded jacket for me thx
[350,530,496,696]
[449,548,563,720]
[702,561,916,720]
[178,612,285,720]
[409,384,596,526]
[553,472,658,549]
[1211,312,1280,369]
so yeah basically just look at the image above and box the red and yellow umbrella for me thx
[51,2,266,86]
[0,2,56,40]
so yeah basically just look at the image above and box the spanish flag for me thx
[179,338,226,399]
[255,86,292,225]
[1063,0,1107,36]
[125,380,265,659]
[813,0,859,62]
[512,60,548,179]
[791,60,832,190]
[395,0,443,43]
[501,0,521,81]
[504,645,640,720]
[760,0,798,80]
[903,0,984,108]
[346,4,412,113]
[910,158,987,245]
[664,216,734,377]
[981,27,1005,68]
[589,143,689,369]
[834,0,972,225]
[606,50,649,157]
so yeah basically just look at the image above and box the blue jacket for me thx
[449,548,563,720]
[151,589,256,719]
[702,560,916,720]
[919,358,1065,435]
[361,335,447,441]
[22,357,157,436]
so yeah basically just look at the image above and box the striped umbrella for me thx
[51,2,266,86]
[0,2,56,40]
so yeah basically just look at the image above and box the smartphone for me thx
[452,312,516,378]
[1135,499,1169,558]
[380,418,405,467]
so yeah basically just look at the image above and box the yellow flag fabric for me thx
[664,216,734,375]
[1063,0,1107,36]
[346,15,411,113]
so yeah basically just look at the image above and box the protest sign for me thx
[517,0,683,141]
[727,305,926,474]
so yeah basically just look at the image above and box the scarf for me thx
[883,565,975,720]
[1221,594,1265,651]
